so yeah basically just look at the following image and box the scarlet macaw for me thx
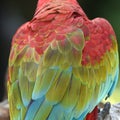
[8,0,119,120]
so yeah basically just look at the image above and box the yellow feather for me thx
[46,70,71,103]
[32,68,61,99]
[78,67,89,84]
[21,62,38,82]
[61,75,81,109]
[74,85,93,118]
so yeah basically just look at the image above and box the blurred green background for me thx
[0,0,120,101]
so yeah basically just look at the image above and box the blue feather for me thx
[107,68,119,97]
[25,97,45,120]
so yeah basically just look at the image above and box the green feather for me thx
[46,69,72,103]
[32,68,61,99]
[61,75,81,110]
[19,67,34,106]
[33,100,52,120]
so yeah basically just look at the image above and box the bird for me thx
[8,0,119,119]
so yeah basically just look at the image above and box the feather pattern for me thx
[8,0,119,120]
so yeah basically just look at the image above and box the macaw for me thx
[8,0,119,120]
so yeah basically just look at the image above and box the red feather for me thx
[86,106,98,120]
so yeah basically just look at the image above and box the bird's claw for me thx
[97,102,111,120]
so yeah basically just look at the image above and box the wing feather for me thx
[8,16,119,120]
[32,67,61,99]
[19,67,34,106]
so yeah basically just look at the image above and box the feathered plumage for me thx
[8,0,119,120]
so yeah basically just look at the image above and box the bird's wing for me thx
[8,18,119,120]
[8,22,41,120]
[8,20,86,120]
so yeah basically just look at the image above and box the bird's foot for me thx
[97,102,111,120]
